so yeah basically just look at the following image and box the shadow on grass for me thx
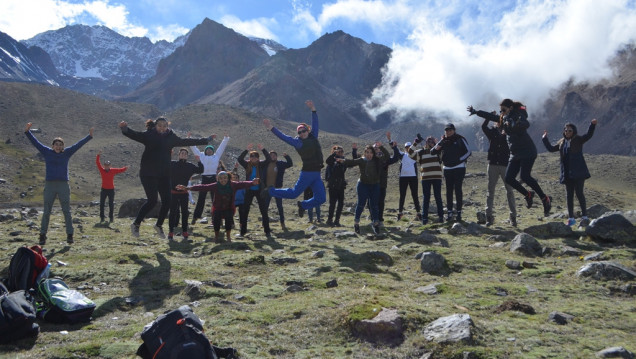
[45,246,71,261]
[332,246,401,279]
[93,252,175,318]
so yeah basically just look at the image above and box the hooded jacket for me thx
[542,122,595,183]
[501,105,537,160]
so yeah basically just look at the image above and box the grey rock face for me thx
[423,313,474,344]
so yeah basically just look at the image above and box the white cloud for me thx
[219,15,279,40]
[363,0,636,123]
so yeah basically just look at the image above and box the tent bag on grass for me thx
[0,290,40,343]
[7,245,49,292]
[37,278,95,323]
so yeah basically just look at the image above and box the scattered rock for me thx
[326,279,338,288]
[286,284,305,292]
[312,250,325,258]
[415,283,442,295]
[524,222,574,238]
[352,307,404,345]
[586,204,611,219]
[560,245,583,256]
[548,311,575,325]
[584,252,605,261]
[596,346,634,358]
[505,260,521,270]
[522,261,537,269]
[577,261,636,281]
[509,233,543,257]
[184,279,205,299]
[420,252,449,275]
[586,212,636,243]
[271,257,299,265]
[211,281,232,289]
[423,313,474,344]
[494,300,535,314]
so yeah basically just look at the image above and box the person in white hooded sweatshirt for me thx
[190,134,230,224]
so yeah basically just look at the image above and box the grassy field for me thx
[1,152,635,358]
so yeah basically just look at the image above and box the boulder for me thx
[510,233,543,257]
[548,311,575,325]
[524,222,574,239]
[586,212,636,243]
[423,313,474,344]
[577,261,636,281]
[420,252,449,275]
[352,307,404,345]
[586,204,611,219]
[596,346,634,358]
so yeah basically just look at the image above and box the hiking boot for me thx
[445,211,453,222]
[542,195,552,217]
[525,191,535,209]
[326,219,334,226]
[354,224,360,234]
[509,215,518,227]
[154,225,166,239]
[397,213,403,221]
[486,215,495,227]
[422,217,429,225]
[39,233,47,245]
[66,233,74,244]
[416,213,423,222]
[130,223,140,238]
[168,232,174,241]
[372,223,380,235]
[456,211,462,222]
[566,218,576,226]
[297,201,305,218]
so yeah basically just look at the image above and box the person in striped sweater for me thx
[408,134,444,224]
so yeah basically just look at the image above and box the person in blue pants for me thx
[263,100,326,217]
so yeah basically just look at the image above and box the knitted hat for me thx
[205,145,215,153]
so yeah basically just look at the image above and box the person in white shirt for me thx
[190,134,230,224]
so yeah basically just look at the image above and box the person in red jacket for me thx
[96,151,128,223]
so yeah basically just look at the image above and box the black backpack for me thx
[7,246,49,292]
[0,290,40,343]
[137,305,238,359]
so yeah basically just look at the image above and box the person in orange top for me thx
[96,151,128,223]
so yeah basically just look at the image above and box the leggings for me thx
[565,178,586,218]
[169,193,190,232]
[136,175,171,226]
[398,176,421,213]
[100,188,115,221]
[192,175,216,220]
[443,167,466,212]
[505,156,546,199]
[327,187,345,223]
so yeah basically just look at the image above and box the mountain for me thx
[249,37,287,55]
[0,30,59,84]
[22,25,189,98]
[119,18,271,109]
[197,30,393,134]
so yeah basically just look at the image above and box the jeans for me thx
[443,167,466,212]
[41,181,73,235]
[355,182,380,223]
[564,178,586,218]
[422,179,443,220]
[269,171,326,210]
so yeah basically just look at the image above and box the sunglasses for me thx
[249,154,258,158]
[297,129,308,134]
[444,128,453,131]
[564,129,573,133]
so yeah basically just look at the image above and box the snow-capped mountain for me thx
[248,37,287,55]
[0,30,58,85]
[22,25,189,97]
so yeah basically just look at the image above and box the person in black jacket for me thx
[119,117,211,239]
[542,119,597,226]
[168,148,204,241]
[431,123,471,222]
[237,144,272,237]
[468,106,517,226]
[262,151,293,230]
[325,145,347,226]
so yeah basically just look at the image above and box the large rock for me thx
[352,307,404,345]
[118,198,161,218]
[423,313,474,344]
[596,346,634,358]
[524,222,574,238]
[586,204,611,219]
[576,261,636,281]
[420,252,449,275]
[585,212,636,243]
[510,233,543,257]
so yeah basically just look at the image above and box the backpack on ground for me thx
[0,290,40,343]
[6,245,49,292]
[36,278,95,323]
[136,305,238,359]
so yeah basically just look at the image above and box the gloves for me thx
[467,106,476,115]
[414,133,424,144]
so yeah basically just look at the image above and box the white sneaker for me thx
[154,225,166,239]
[130,223,140,238]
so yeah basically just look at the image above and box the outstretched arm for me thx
[541,130,559,152]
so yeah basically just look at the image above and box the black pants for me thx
[136,175,171,226]
[99,188,115,221]
[192,175,216,220]
[422,179,444,219]
[239,189,270,234]
[328,187,345,223]
[443,167,466,212]
[169,193,190,233]
[505,156,547,199]
[398,176,421,213]
[213,209,234,231]
[365,186,387,222]
[565,178,586,218]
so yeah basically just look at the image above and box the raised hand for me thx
[25,122,32,132]
[591,119,598,125]
[542,130,548,138]
[263,118,273,130]
[257,144,264,150]
[305,100,316,111]
[247,143,254,151]
[118,121,127,128]
[467,106,476,115]
[89,127,94,137]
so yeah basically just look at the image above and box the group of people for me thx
[24,97,597,244]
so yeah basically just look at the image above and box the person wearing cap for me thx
[407,134,445,224]
[467,106,518,226]
[96,151,128,224]
[168,148,204,241]
[190,134,230,224]
[237,143,272,237]
[263,100,326,218]
[262,150,293,229]
[431,123,471,222]
[178,172,259,243]
[25,122,93,245]
[119,117,212,239]
[391,132,422,222]
[542,119,597,227]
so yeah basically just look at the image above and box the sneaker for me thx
[397,213,403,221]
[130,223,140,238]
[326,219,334,226]
[354,224,360,234]
[416,213,423,222]
[456,211,462,222]
[422,217,429,225]
[168,232,174,241]
[182,231,189,240]
[579,216,590,227]
[445,211,453,222]
[191,218,197,225]
[297,201,305,218]
[372,223,380,235]
[334,221,342,227]
[542,195,552,217]
[66,233,74,244]
[510,215,518,227]
[566,218,576,226]
[39,233,47,245]
[109,217,114,223]
[154,225,166,239]
[486,215,495,227]
[525,191,535,209]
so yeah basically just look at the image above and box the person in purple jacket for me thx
[25,122,93,245]
[263,100,326,218]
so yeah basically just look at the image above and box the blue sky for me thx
[1,0,635,122]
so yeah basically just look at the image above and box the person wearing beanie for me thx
[431,123,471,222]
[263,100,326,218]
[190,134,230,224]
[96,151,128,223]
[391,130,422,222]
[25,122,93,245]
[542,119,597,227]
[408,134,445,224]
